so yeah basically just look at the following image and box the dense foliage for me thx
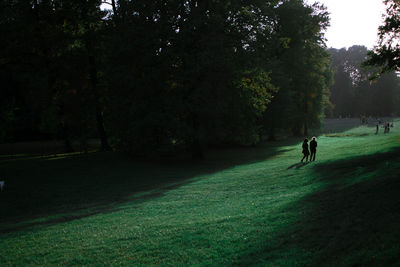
[1,0,332,155]
[364,0,400,77]
[262,0,332,137]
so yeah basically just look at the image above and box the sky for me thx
[307,0,387,49]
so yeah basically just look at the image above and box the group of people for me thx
[376,121,394,134]
[301,137,317,162]
[300,119,396,162]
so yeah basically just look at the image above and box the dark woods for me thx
[0,0,397,157]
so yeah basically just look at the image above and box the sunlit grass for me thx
[1,119,399,265]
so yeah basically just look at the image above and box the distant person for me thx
[376,123,379,134]
[301,138,309,162]
[310,137,317,161]
[360,115,366,124]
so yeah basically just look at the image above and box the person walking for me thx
[301,138,310,162]
[310,137,317,161]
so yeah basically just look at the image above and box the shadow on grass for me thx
[236,147,400,266]
[291,147,400,265]
[287,161,311,169]
[0,139,300,234]
[293,147,400,265]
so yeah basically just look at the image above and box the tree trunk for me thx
[292,123,302,136]
[88,52,111,151]
[62,123,73,153]
[268,128,276,141]
[80,1,111,152]
[95,104,111,151]
[190,113,204,159]
[267,117,276,141]
[191,136,204,160]
[111,0,117,15]
[304,120,308,136]
[303,86,309,136]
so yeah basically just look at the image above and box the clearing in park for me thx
[1,118,400,265]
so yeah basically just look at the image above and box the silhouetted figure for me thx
[384,121,389,133]
[310,137,317,161]
[376,123,379,134]
[301,138,309,162]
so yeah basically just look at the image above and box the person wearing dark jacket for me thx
[310,137,317,161]
[301,138,310,162]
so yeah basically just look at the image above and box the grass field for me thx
[1,119,400,266]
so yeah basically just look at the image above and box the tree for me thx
[0,0,67,142]
[0,0,112,150]
[263,0,332,137]
[0,0,339,156]
[330,45,400,117]
[328,48,354,117]
[104,0,279,157]
[364,0,400,77]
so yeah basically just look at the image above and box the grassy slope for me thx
[1,120,400,266]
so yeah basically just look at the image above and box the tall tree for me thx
[0,0,341,156]
[0,0,66,142]
[104,0,279,157]
[364,0,400,77]
[1,0,111,150]
[263,0,332,137]
[328,48,354,117]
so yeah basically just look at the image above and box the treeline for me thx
[328,45,400,118]
[0,0,332,156]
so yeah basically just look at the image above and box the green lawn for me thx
[1,119,400,266]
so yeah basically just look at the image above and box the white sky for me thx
[307,0,387,49]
